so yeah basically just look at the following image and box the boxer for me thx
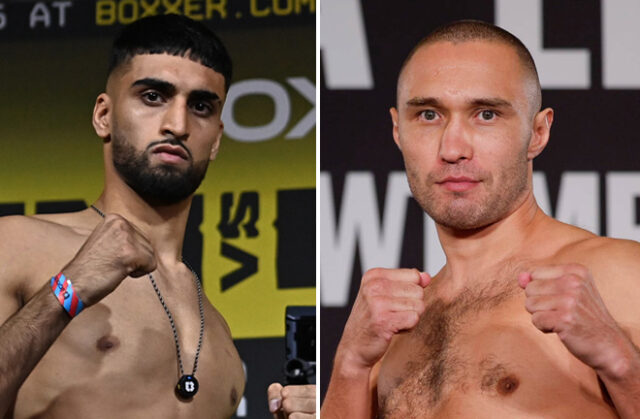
[322,20,640,418]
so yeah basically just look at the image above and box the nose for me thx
[161,99,189,140]
[438,115,473,163]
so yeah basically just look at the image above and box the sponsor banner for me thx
[0,2,315,416]
[320,0,640,398]
[0,0,314,40]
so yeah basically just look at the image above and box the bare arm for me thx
[0,214,156,416]
[321,352,376,418]
[519,239,640,418]
[321,268,429,418]
[594,331,640,418]
[0,282,70,414]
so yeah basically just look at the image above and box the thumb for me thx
[517,272,532,289]
[419,272,432,288]
[267,382,283,417]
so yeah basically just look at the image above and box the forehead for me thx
[398,40,529,109]
[110,53,226,99]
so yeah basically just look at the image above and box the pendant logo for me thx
[176,375,199,399]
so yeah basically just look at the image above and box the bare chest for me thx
[15,274,244,418]
[377,284,615,418]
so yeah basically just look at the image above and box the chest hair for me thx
[379,275,522,416]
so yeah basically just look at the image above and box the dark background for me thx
[320,0,640,400]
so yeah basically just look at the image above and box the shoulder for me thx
[557,236,640,321]
[0,213,83,251]
[557,235,640,274]
[0,213,90,288]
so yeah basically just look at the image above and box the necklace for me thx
[90,205,204,399]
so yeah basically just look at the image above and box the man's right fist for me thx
[336,268,430,370]
[60,214,156,306]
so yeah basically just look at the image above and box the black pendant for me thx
[175,375,199,399]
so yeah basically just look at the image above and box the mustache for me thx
[146,138,192,159]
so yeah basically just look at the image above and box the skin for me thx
[0,53,246,418]
[267,383,317,419]
[322,40,640,418]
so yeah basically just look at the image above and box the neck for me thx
[94,181,192,265]
[435,189,548,288]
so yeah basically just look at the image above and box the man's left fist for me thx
[518,263,631,376]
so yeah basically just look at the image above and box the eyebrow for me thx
[189,89,221,104]
[131,78,220,104]
[406,96,514,110]
[131,78,176,96]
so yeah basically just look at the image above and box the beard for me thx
[111,132,209,206]
[407,147,529,231]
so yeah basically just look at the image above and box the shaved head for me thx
[398,20,541,119]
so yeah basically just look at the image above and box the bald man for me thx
[322,20,640,418]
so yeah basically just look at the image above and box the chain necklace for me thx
[90,205,204,400]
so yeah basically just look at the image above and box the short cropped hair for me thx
[400,20,541,114]
[108,14,232,92]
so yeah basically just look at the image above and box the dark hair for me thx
[108,14,232,92]
[401,20,541,113]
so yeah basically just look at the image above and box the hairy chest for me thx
[378,279,521,410]
[376,277,609,418]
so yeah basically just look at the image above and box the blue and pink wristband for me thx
[50,272,85,318]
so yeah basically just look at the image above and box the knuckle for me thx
[267,382,281,394]
[281,398,294,413]
[106,214,126,227]
[561,312,574,326]
[280,386,292,398]
[569,263,588,276]
[410,286,424,300]
[363,279,383,296]
[524,297,535,312]
[363,268,384,281]
[563,295,577,311]
[564,274,582,289]
[408,311,420,326]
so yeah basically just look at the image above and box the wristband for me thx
[50,272,85,318]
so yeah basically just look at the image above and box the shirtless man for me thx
[0,14,246,418]
[322,20,640,418]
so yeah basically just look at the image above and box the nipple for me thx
[96,335,120,352]
[230,386,238,406]
[496,375,519,395]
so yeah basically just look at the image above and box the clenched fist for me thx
[337,268,430,370]
[518,264,634,377]
[60,214,156,307]
[268,383,316,419]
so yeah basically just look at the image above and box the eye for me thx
[419,109,439,121]
[478,110,496,121]
[191,101,213,117]
[142,91,163,104]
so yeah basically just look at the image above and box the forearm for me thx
[596,334,640,418]
[0,281,70,415]
[321,354,375,419]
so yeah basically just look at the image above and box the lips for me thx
[151,144,189,160]
[436,176,480,192]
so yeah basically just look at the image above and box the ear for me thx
[390,107,401,150]
[527,107,554,160]
[92,93,112,141]
[209,122,223,161]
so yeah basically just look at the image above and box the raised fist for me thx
[60,214,156,307]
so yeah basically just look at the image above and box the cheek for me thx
[399,128,439,163]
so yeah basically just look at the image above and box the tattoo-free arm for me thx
[0,282,70,416]
[321,351,378,419]
[595,332,640,418]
